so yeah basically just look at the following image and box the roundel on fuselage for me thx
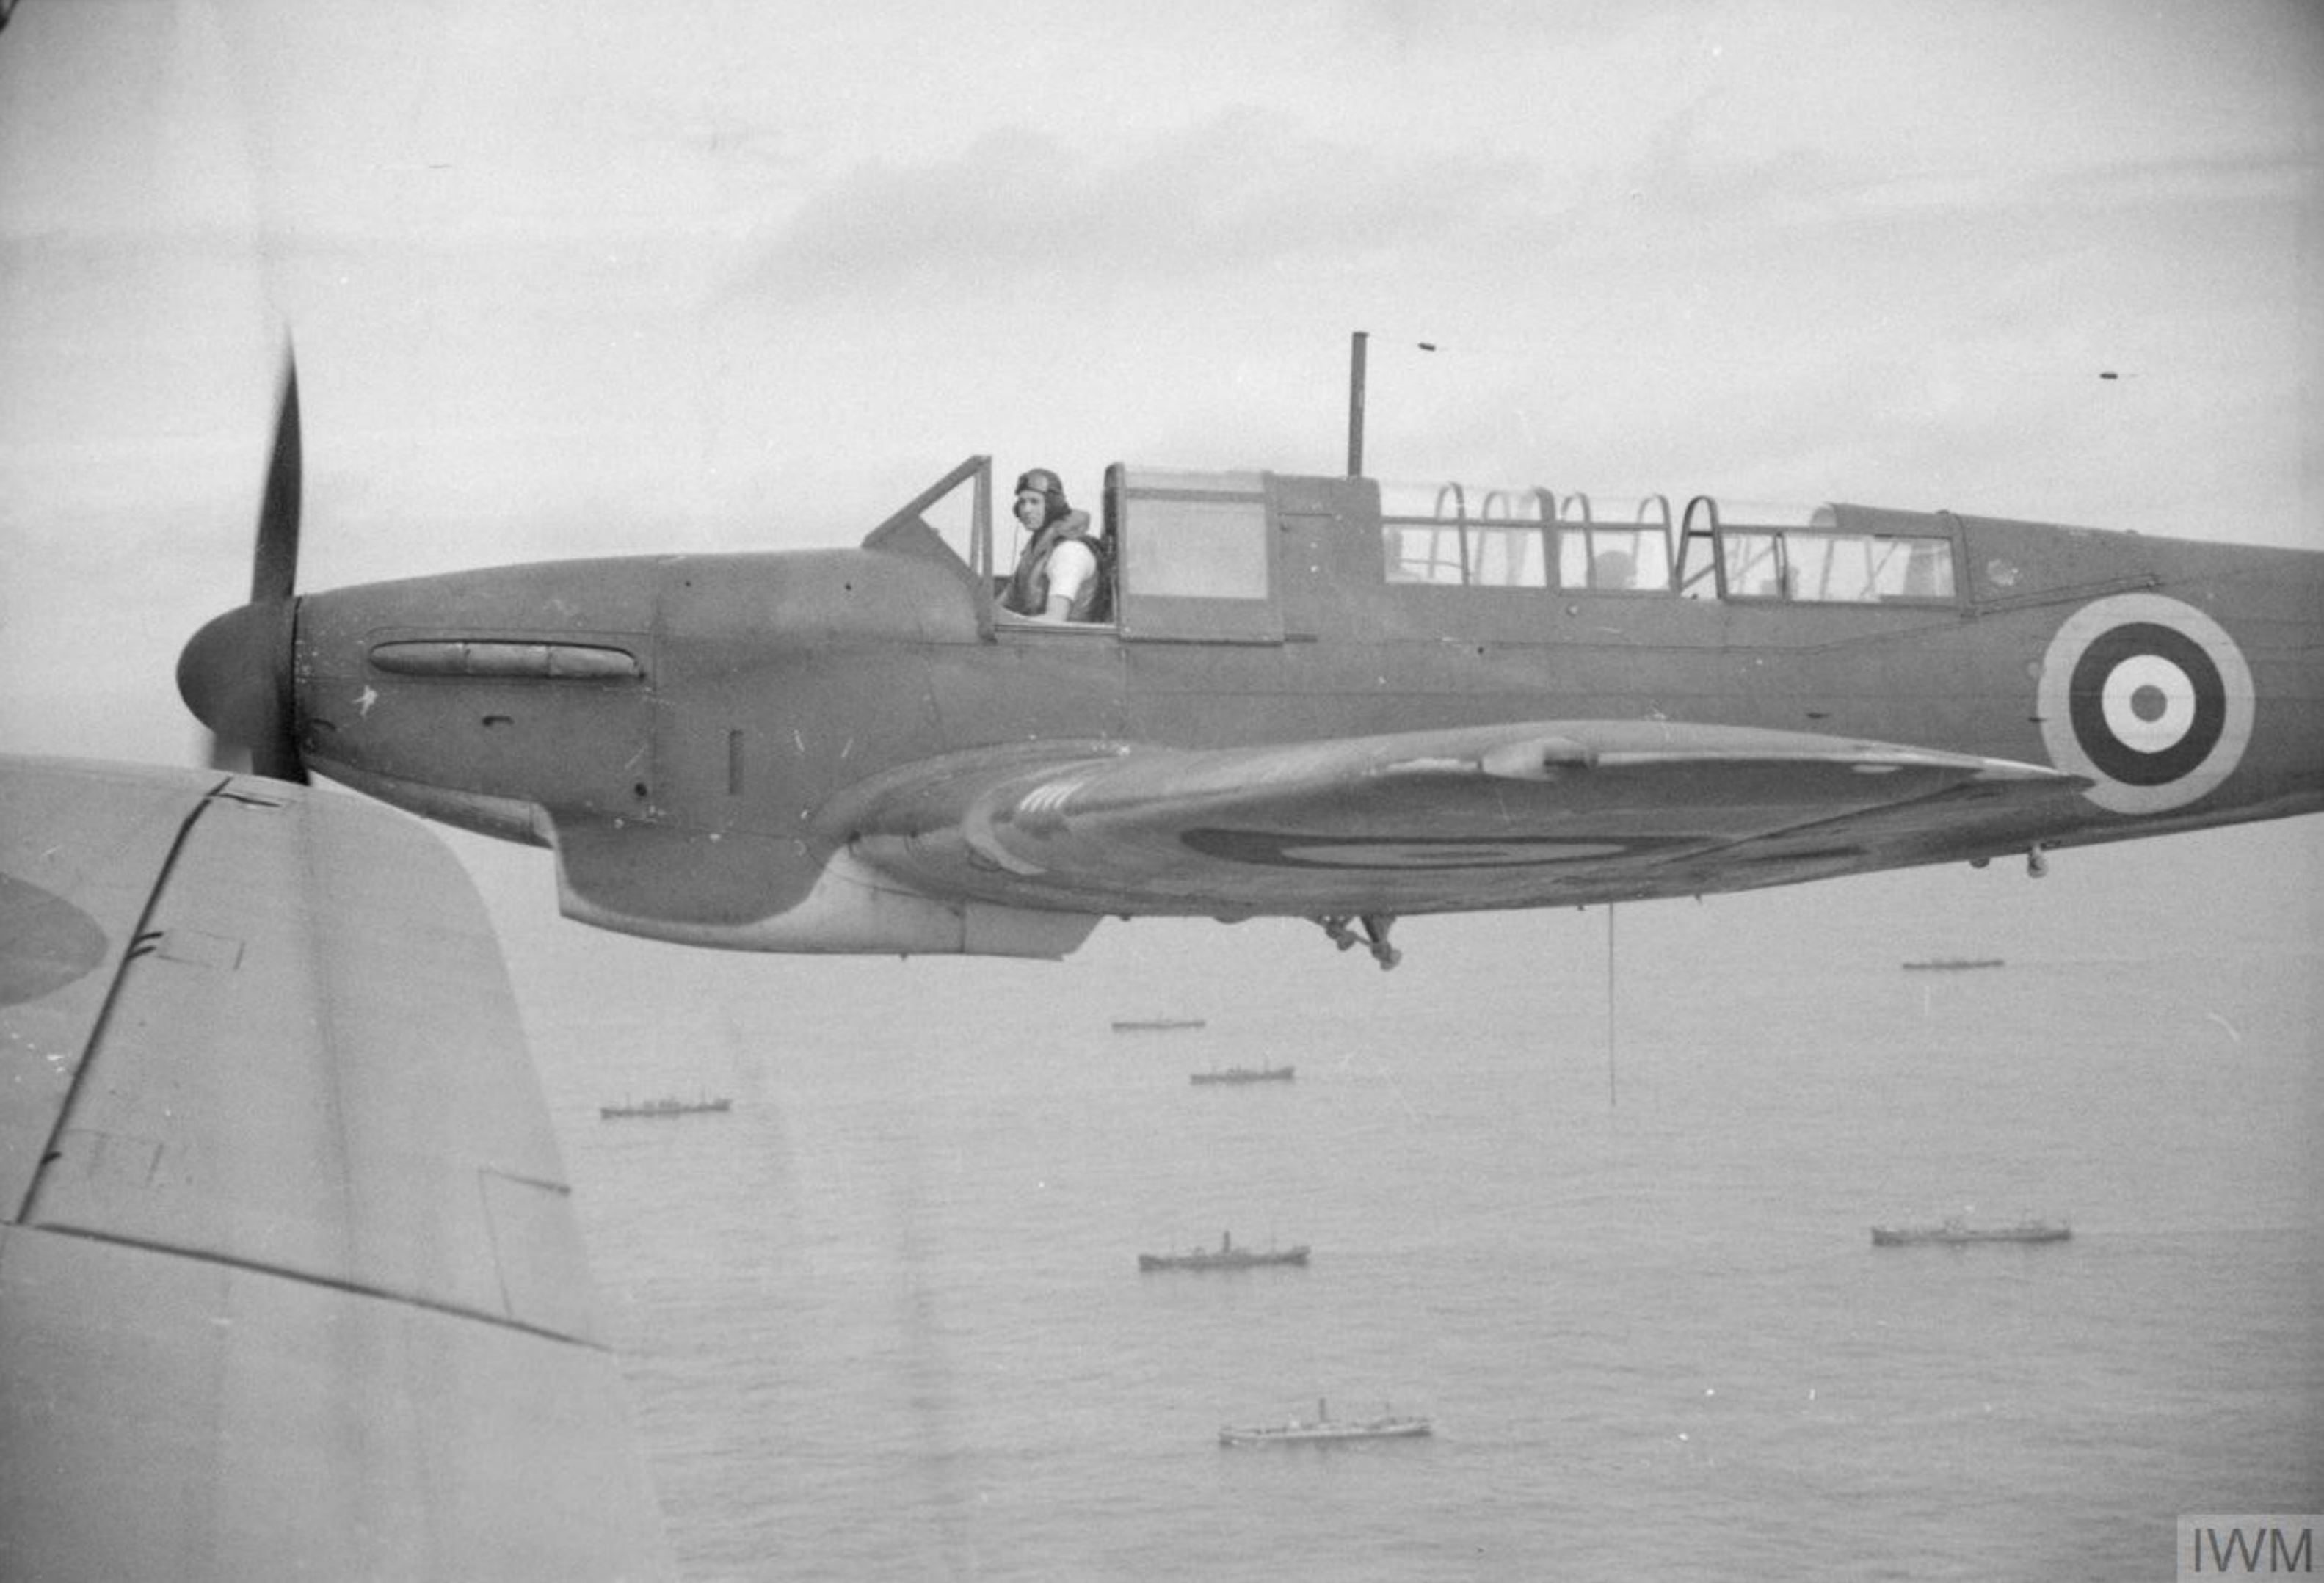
[2036,593,2254,814]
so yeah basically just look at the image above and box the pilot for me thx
[1001,467,1105,622]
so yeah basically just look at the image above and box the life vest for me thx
[1005,512,1111,622]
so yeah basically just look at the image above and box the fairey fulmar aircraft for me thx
[181,366,2324,969]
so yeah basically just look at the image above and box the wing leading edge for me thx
[0,756,672,1582]
[828,719,2089,916]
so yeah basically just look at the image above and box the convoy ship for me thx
[1189,1065,1294,1085]
[1138,1231,1308,1272]
[598,1094,733,1121]
[1219,1399,1432,1446]
[1870,1218,2069,1246]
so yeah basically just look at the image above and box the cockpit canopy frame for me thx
[871,456,1964,638]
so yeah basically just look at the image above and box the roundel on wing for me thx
[0,873,111,1008]
[2036,593,2254,814]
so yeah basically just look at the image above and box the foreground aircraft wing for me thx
[0,757,672,1582]
[832,719,2090,914]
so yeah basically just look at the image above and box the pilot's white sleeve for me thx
[1045,539,1097,605]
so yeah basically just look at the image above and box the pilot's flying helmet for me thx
[1014,467,1070,523]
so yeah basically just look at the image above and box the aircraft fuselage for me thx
[198,459,2324,956]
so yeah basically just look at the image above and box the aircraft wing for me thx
[0,757,673,1582]
[833,719,2089,914]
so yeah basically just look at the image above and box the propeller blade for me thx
[250,716,308,784]
[178,349,310,785]
[250,356,301,605]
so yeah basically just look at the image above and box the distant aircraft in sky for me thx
[181,360,2323,969]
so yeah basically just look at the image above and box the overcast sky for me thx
[1,0,2317,766]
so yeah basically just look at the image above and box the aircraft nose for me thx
[176,599,298,760]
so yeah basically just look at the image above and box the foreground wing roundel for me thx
[2037,592,2256,814]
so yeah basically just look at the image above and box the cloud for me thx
[746,107,1544,300]
[1337,0,1649,53]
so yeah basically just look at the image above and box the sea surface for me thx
[474,821,2323,1582]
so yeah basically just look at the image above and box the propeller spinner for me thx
[177,358,309,784]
